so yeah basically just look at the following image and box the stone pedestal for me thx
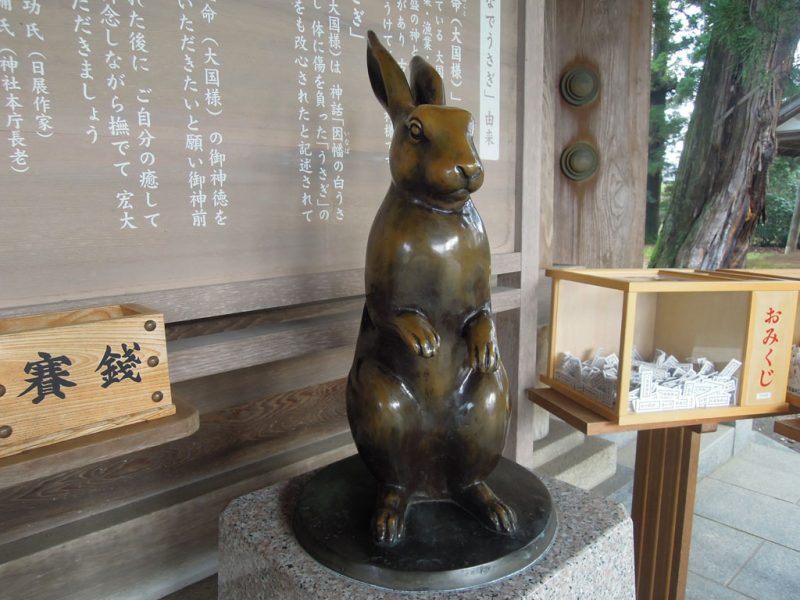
[219,464,636,599]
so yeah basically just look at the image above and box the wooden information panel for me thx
[0,1,518,309]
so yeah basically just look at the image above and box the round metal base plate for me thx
[293,455,558,592]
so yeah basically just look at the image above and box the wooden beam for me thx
[528,387,796,435]
[0,398,198,490]
[0,253,522,323]
[632,427,700,600]
[775,417,800,443]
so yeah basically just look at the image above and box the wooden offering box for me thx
[542,268,799,426]
[0,305,174,458]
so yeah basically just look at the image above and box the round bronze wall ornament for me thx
[560,142,599,182]
[559,66,599,106]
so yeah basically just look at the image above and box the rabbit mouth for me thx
[443,188,471,203]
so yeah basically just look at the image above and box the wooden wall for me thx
[0,2,547,598]
[0,1,655,596]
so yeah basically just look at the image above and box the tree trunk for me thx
[645,0,672,245]
[650,0,800,269]
[784,183,800,253]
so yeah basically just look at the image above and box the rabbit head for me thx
[367,31,484,212]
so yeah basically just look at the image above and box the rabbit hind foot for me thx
[372,484,411,546]
[454,480,518,535]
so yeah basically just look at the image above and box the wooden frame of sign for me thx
[0,2,545,598]
[715,269,800,410]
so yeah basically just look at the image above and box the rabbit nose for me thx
[457,163,482,180]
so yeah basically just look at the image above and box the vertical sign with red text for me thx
[744,291,797,405]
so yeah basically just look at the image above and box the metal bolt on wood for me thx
[151,391,164,402]
[144,320,157,331]
[0,425,12,439]
[147,356,159,367]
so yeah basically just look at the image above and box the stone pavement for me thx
[686,432,800,600]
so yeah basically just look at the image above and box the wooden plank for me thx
[539,0,557,269]
[0,379,349,546]
[0,253,522,323]
[166,308,361,383]
[0,398,198,490]
[0,432,356,600]
[547,267,800,293]
[166,285,522,383]
[492,286,522,314]
[528,387,798,435]
[165,296,364,341]
[175,346,353,415]
[774,417,800,443]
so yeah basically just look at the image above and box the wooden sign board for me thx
[0,1,518,310]
[0,304,173,458]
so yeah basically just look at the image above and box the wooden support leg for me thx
[631,426,703,600]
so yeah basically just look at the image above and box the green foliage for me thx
[648,1,705,180]
[752,194,795,247]
[752,157,800,247]
[705,0,800,84]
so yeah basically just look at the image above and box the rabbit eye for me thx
[408,120,424,141]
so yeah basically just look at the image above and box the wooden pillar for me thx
[549,0,651,269]
[632,426,704,600]
[500,0,545,469]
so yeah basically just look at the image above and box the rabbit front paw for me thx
[391,311,440,357]
[465,313,499,372]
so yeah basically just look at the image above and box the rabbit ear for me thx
[410,56,445,106]
[367,31,414,122]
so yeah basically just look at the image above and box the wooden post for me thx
[499,0,545,469]
[632,425,706,600]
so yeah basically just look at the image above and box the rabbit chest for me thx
[360,195,493,400]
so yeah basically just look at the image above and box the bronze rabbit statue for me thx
[346,32,517,546]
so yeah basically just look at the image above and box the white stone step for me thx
[590,464,634,514]
[534,434,618,490]
[589,423,737,513]
[531,417,586,469]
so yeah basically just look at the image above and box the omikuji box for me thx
[0,304,174,459]
[541,268,799,426]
